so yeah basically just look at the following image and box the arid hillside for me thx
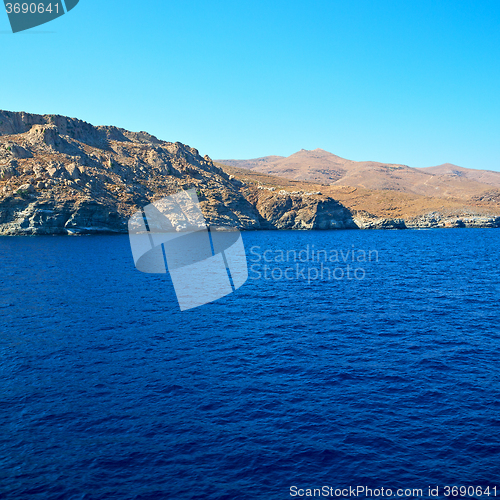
[218,149,500,199]
[419,163,500,187]
[1,110,500,235]
[0,111,359,234]
[218,162,500,229]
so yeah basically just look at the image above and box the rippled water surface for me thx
[1,229,500,499]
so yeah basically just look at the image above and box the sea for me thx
[1,229,500,500]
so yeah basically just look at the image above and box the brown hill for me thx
[419,163,500,188]
[220,155,285,171]
[221,163,500,229]
[217,149,498,199]
[219,149,348,183]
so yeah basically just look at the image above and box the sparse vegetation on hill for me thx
[1,111,500,235]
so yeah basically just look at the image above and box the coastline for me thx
[2,219,500,236]
[2,111,500,237]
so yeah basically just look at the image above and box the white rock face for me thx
[65,163,81,180]
[16,183,35,194]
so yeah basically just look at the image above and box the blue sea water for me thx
[1,229,500,500]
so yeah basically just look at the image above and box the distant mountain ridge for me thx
[219,149,348,183]
[217,149,500,198]
[421,163,500,187]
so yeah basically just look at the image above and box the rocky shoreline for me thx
[1,110,500,236]
[354,213,500,230]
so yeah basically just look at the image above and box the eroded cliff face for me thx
[0,111,358,235]
[245,186,358,230]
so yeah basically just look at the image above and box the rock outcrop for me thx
[245,187,357,229]
[405,212,500,229]
[353,216,407,230]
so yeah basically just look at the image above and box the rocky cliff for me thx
[244,186,357,230]
[0,111,357,235]
[2,111,500,235]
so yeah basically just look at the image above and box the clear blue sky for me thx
[1,0,499,170]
